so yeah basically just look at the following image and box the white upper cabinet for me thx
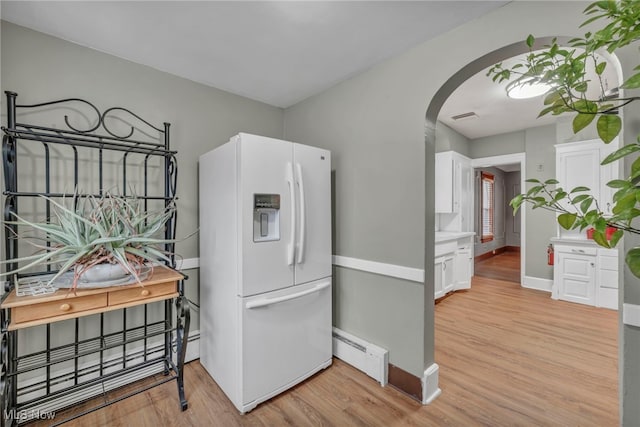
[435,151,455,213]
[435,151,473,232]
[555,138,619,238]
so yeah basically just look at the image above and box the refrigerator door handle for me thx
[286,162,296,266]
[245,280,331,309]
[295,163,306,264]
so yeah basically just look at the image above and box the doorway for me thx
[426,38,621,421]
[471,153,525,285]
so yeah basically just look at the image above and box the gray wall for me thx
[470,129,525,158]
[617,40,640,426]
[1,20,284,362]
[468,124,556,280]
[435,121,470,156]
[283,0,637,398]
[4,1,638,420]
[505,171,521,247]
[474,167,506,256]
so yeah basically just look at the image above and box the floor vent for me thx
[332,327,388,386]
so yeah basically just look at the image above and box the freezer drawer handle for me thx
[245,280,331,309]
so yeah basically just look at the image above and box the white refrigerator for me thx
[199,132,332,413]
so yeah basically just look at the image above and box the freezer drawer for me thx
[240,278,332,411]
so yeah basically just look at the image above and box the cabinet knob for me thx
[60,303,71,312]
[141,289,150,297]
[590,262,595,267]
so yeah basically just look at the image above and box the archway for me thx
[423,37,623,407]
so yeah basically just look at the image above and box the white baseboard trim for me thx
[422,363,441,404]
[332,255,424,283]
[176,257,199,271]
[623,304,640,327]
[522,276,553,292]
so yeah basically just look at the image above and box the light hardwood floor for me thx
[474,250,521,283]
[32,275,618,426]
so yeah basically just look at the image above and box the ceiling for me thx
[1,1,509,108]
[439,50,620,140]
[3,2,616,141]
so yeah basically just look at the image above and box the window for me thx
[481,172,494,243]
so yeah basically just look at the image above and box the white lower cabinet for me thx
[552,241,618,310]
[434,257,444,298]
[434,255,454,299]
[434,234,474,299]
[454,245,473,290]
[597,249,618,310]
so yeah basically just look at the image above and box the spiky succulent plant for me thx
[1,193,177,289]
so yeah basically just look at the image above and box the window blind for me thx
[481,172,494,243]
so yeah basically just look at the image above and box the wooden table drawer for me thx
[12,294,108,324]
[109,281,177,306]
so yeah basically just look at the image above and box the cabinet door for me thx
[597,251,618,310]
[556,252,596,306]
[557,147,600,238]
[434,258,444,299]
[459,162,474,232]
[435,152,454,213]
[454,246,472,290]
[599,139,619,216]
[443,255,455,293]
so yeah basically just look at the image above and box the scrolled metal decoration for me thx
[17,98,102,134]
[11,94,167,145]
[101,107,165,140]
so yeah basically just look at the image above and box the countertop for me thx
[550,237,599,246]
[435,231,475,243]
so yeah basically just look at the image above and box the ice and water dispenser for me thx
[253,194,280,242]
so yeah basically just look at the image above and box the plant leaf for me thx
[607,179,631,189]
[558,213,577,230]
[593,230,610,248]
[526,34,535,48]
[622,72,640,89]
[609,229,623,247]
[602,143,640,164]
[580,197,593,213]
[573,113,596,133]
[571,186,591,193]
[626,248,640,279]
[596,114,621,143]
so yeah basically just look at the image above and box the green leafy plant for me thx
[487,0,640,277]
[1,193,178,289]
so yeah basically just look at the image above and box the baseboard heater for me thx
[332,327,388,386]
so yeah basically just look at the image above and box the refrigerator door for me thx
[241,278,332,410]
[239,133,294,297]
[293,143,332,285]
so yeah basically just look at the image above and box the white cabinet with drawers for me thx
[551,239,618,310]
[434,232,474,299]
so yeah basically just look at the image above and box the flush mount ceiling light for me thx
[506,78,551,99]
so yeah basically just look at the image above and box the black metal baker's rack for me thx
[0,91,190,425]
